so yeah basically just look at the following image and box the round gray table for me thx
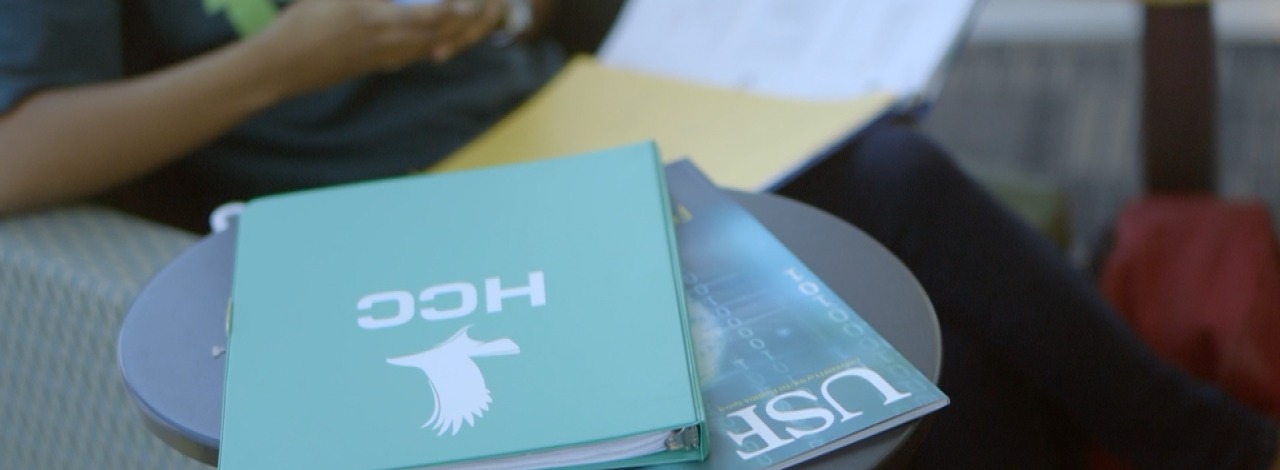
[116,191,941,468]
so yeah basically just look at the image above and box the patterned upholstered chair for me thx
[0,206,206,469]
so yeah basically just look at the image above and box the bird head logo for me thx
[386,325,521,436]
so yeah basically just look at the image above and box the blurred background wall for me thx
[920,0,1280,265]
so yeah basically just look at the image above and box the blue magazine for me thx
[661,160,948,469]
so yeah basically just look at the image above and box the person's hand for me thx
[243,0,454,98]
[427,0,509,62]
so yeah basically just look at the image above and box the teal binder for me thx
[220,143,705,469]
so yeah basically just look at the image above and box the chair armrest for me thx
[0,205,208,469]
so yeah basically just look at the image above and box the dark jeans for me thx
[775,124,1278,470]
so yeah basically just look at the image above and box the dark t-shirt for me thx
[0,0,563,230]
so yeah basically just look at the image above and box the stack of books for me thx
[220,143,947,469]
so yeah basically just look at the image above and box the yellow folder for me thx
[429,56,897,191]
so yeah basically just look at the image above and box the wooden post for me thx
[1141,2,1217,193]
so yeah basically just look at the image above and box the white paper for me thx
[597,0,977,101]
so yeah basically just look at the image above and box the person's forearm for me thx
[0,0,480,215]
[0,38,289,215]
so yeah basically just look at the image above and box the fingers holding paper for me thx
[386,0,510,62]
[249,0,510,96]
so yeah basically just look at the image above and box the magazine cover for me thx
[661,160,948,469]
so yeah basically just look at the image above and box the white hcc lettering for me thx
[356,271,546,329]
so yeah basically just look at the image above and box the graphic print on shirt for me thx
[203,0,282,37]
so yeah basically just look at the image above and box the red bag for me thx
[1091,195,1280,468]
[1099,195,1280,417]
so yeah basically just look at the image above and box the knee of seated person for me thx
[853,126,963,192]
